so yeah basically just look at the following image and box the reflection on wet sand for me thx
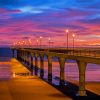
[0,62,11,80]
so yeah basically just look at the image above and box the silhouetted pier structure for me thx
[12,47,100,96]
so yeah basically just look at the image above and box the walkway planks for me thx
[0,59,71,100]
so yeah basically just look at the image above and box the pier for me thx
[0,0,100,99]
[12,47,100,96]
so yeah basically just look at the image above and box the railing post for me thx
[17,50,19,60]
[29,53,31,67]
[19,50,22,61]
[23,51,26,63]
[48,55,52,82]
[77,61,87,96]
[40,54,44,78]
[35,54,38,75]
[22,50,25,62]
[27,52,30,66]
[20,50,23,62]
[25,52,28,65]
[30,55,33,71]
[59,57,65,86]
[24,51,27,64]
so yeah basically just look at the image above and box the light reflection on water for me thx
[0,63,11,80]
[41,61,99,84]
[0,57,11,80]
[32,59,100,85]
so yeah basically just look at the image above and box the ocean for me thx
[0,48,11,61]
[0,48,100,84]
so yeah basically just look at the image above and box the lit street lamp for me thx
[72,34,75,54]
[13,42,15,47]
[48,37,51,48]
[18,41,21,48]
[40,36,43,48]
[22,41,25,48]
[28,39,32,48]
[65,29,69,49]
[36,39,39,47]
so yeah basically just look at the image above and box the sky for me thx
[0,0,100,47]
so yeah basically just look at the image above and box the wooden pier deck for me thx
[0,59,71,100]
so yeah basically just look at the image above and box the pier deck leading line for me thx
[12,47,100,96]
[0,59,71,100]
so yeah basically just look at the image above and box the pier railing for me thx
[14,47,100,58]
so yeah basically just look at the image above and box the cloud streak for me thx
[0,0,100,46]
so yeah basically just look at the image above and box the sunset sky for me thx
[0,0,100,47]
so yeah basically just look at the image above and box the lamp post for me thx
[72,34,75,54]
[48,37,51,48]
[16,42,18,48]
[18,41,21,48]
[40,36,42,48]
[22,41,25,48]
[28,39,31,48]
[13,42,15,48]
[65,29,69,49]
[36,39,39,48]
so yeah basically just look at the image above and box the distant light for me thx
[37,40,39,42]
[65,29,69,33]
[29,39,31,41]
[28,39,32,44]
[40,36,43,39]
[72,34,75,37]
[48,37,51,41]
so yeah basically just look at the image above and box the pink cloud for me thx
[0,7,100,47]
